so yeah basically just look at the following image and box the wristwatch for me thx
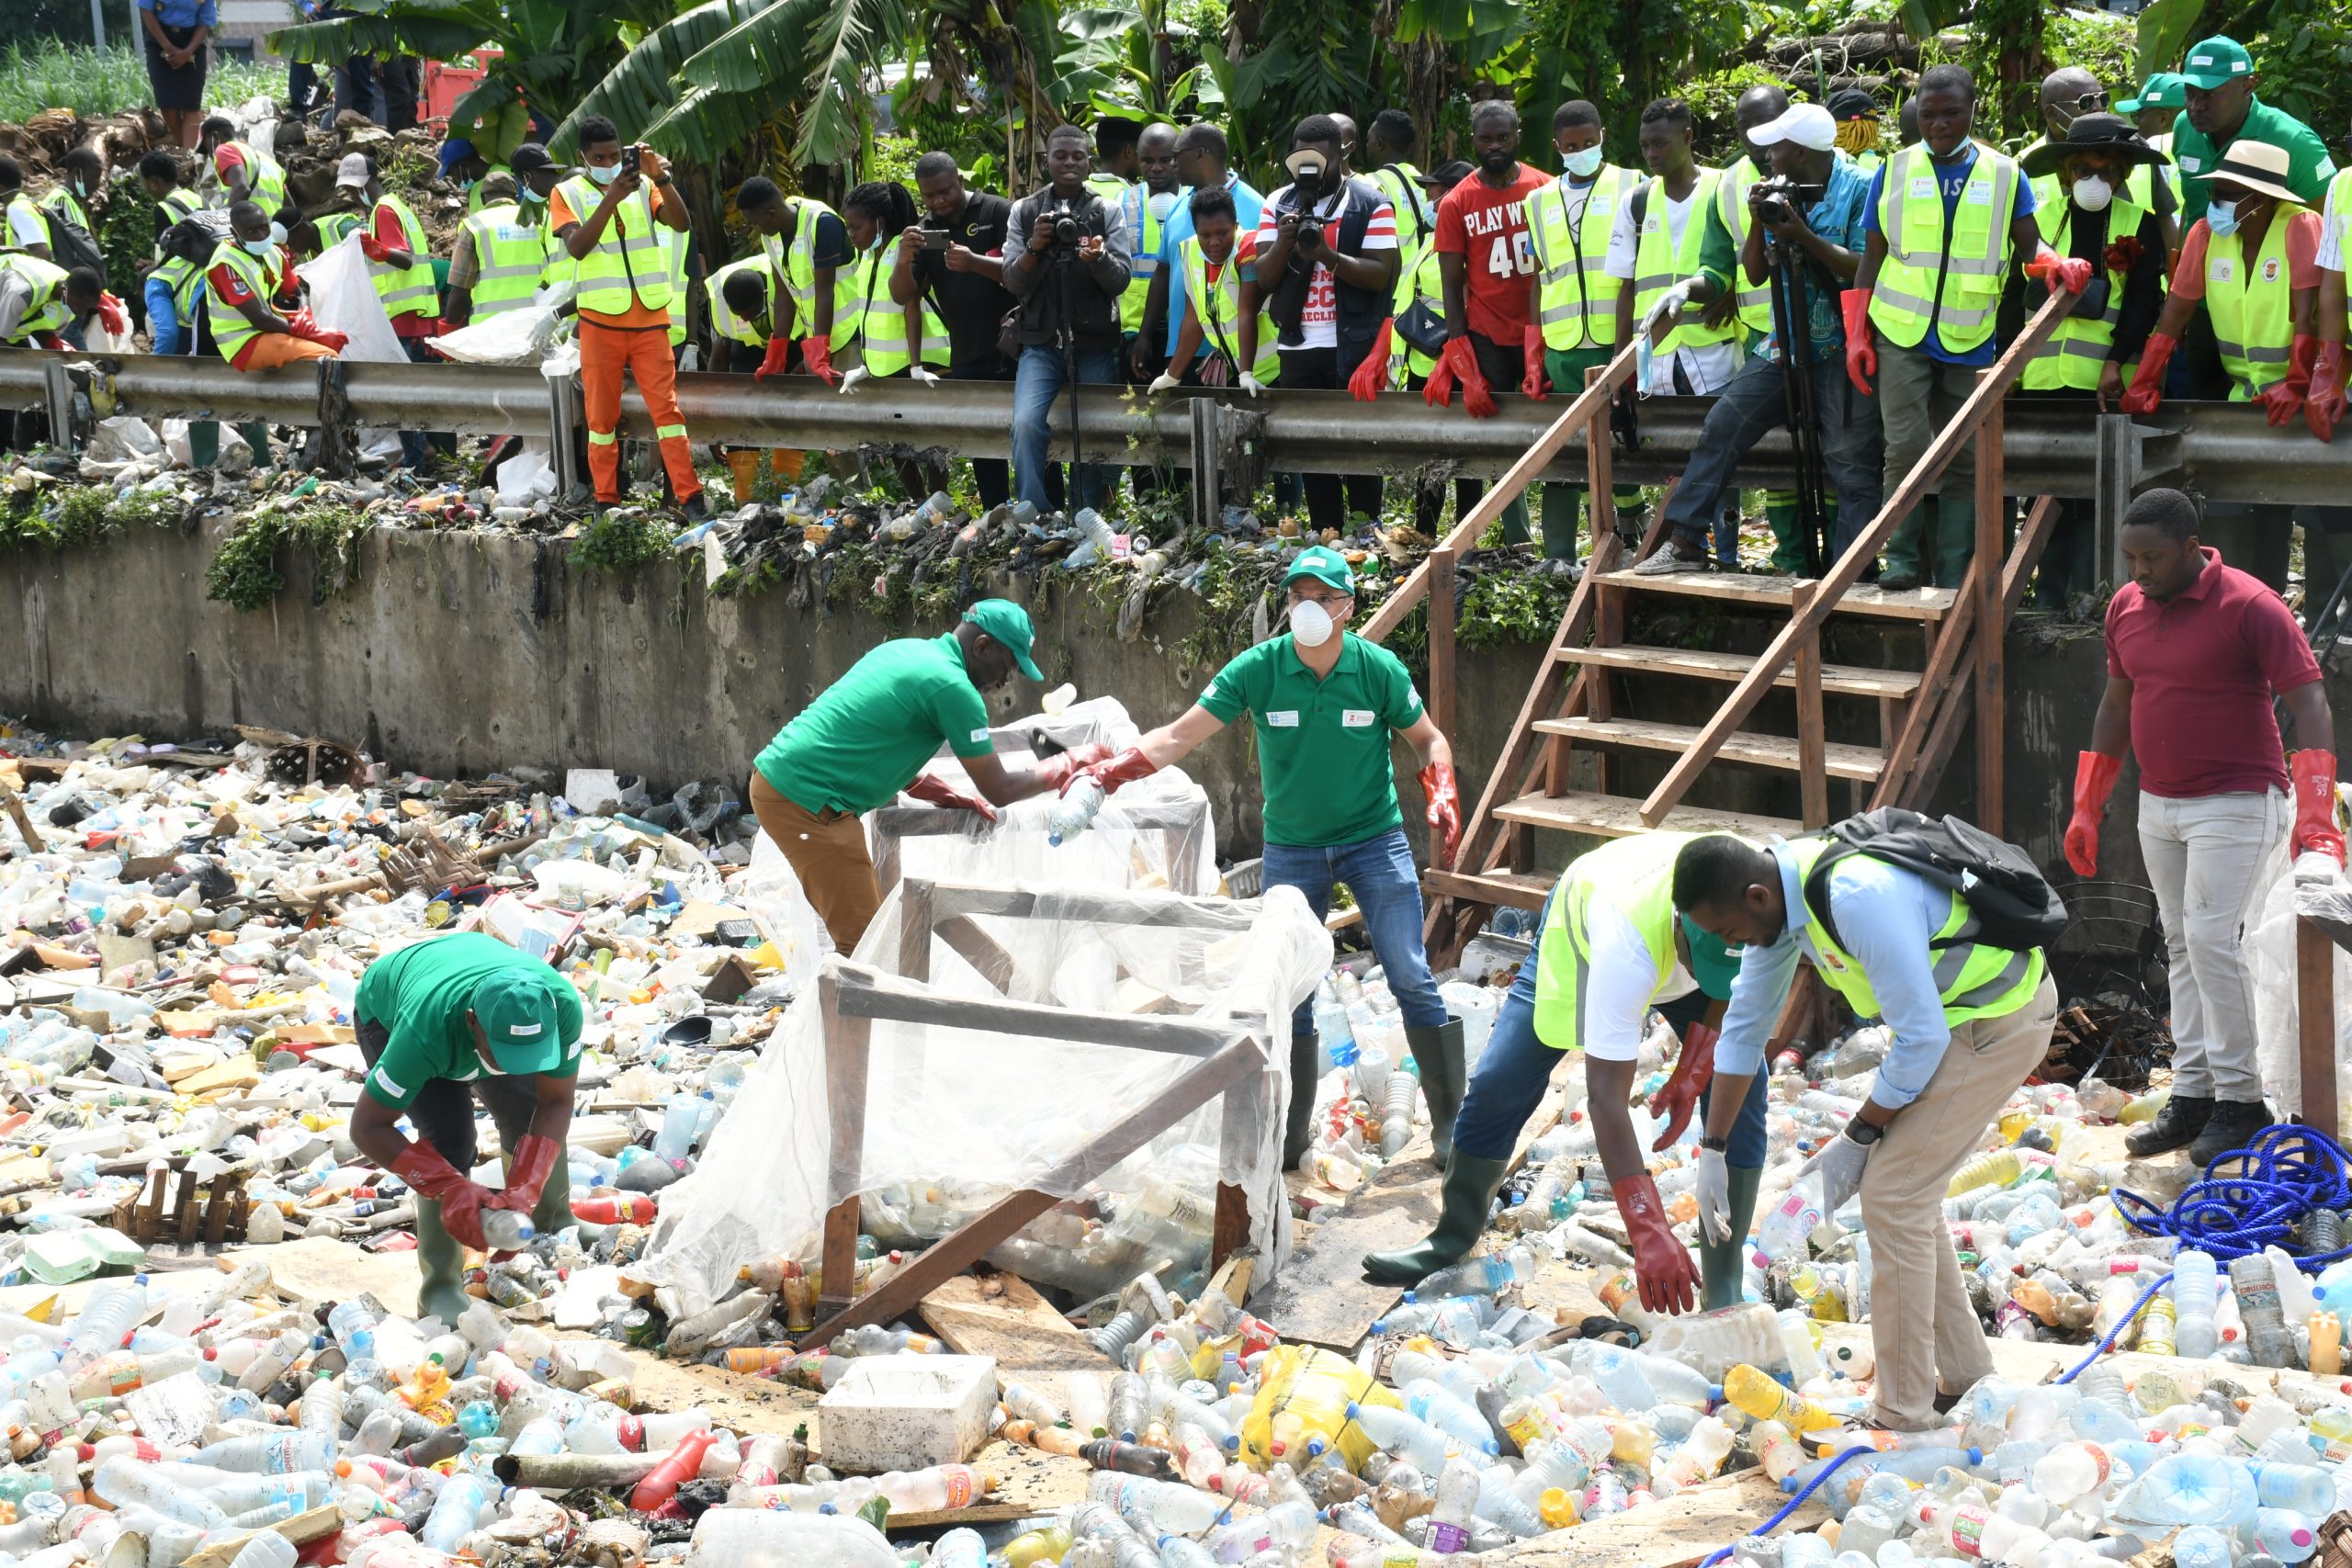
[1844,1119,1884,1148]
[1698,1134,1729,1154]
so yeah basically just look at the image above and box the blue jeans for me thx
[1453,887,1769,1165]
[1012,343,1119,513]
[144,277,183,358]
[1262,829,1448,1044]
[1664,350,1883,562]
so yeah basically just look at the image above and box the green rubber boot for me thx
[1699,1164,1763,1310]
[1361,1151,1512,1286]
[187,420,219,468]
[1405,1019,1466,1166]
[412,1195,472,1327]
[526,1144,573,1236]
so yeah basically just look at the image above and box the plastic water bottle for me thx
[2032,1440,2111,1506]
[2257,1462,2338,1517]
[326,1299,379,1359]
[1346,1402,1459,1473]
[2117,1452,2252,1527]
[1380,1071,1417,1157]
[2253,1506,2320,1562]
[67,1282,151,1364]
[225,1533,298,1568]
[2173,1249,2219,1359]
[2170,1526,2233,1568]
[2231,1254,2296,1368]
[1401,1381,1499,1456]
[1417,1246,1533,1301]
[1754,1177,1826,1265]
[1425,1457,1480,1555]
[652,1093,701,1166]
[1311,984,1355,1060]
[421,1472,499,1552]
[1047,776,1106,846]
[481,1210,536,1250]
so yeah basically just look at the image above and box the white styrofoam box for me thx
[816,1353,997,1473]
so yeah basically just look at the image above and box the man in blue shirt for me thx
[1139,124,1265,375]
[1673,831,2057,1432]
[1637,104,1882,576]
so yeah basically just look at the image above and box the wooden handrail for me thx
[1635,290,2075,827]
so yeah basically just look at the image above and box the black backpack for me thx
[1799,807,2069,956]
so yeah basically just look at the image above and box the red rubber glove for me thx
[96,292,127,336]
[1349,321,1392,400]
[1649,1021,1718,1152]
[754,335,794,381]
[1841,289,1875,395]
[2259,334,2320,428]
[1421,344,1458,408]
[2120,333,2176,415]
[1075,746,1163,797]
[2307,341,2348,443]
[2023,246,2093,295]
[904,771,997,820]
[2064,750,2123,878]
[1419,761,1460,867]
[2293,748,2346,864]
[1033,741,1114,793]
[800,335,841,388]
[489,1133,561,1215]
[358,233,391,265]
[1520,325,1549,400]
[1442,336,1498,418]
[392,1143,492,1252]
[1612,1173,1700,1316]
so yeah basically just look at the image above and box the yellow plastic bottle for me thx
[1610,1418,1657,1468]
[1723,1364,1838,1433]
[2134,1297,2177,1357]
[1538,1486,1579,1529]
[2312,1311,2344,1376]
[1946,1148,2021,1199]
[2119,1090,2165,1125]
[1002,1525,1072,1567]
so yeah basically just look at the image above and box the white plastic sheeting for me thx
[2251,852,2352,1122]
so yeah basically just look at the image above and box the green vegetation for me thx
[569,510,674,575]
[205,504,368,613]
[0,42,278,122]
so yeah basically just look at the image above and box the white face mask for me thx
[1562,144,1605,178]
[1289,599,1336,647]
[2071,175,2113,212]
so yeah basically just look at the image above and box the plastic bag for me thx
[2250,851,2352,1123]
[298,234,406,459]
[162,419,251,473]
[87,418,163,464]
[433,280,574,366]
[496,441,556,505]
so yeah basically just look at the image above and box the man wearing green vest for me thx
[348,932,581,1326]
[138,150,204,355]
[711,258,781,370]
[1847,63,2076,592]
[1147,187,1281,391]
[740,176,858,389]
[1363,832,1758,1314]
[200,116,285,219]
[1119,124,1181,365]
[2021,67,2177,251]
[443,172,547,330]
[1076,547,1465,1171]
[346,152,445,470]
[0,159,51,263]
[1675,828,2058,1431]
[1088,118,1140,209]
[1369,161,1481,535]
[197,201,341,469]
[2169,35,2335,220]
[1365,110,1433,272]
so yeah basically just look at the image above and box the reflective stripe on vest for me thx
[1784,838,2047,1027]
[1531,832,1713,1051]
[664,226,690,345]
[459,204,547,320]
[1870,142,2020,353]
[38,188,88,239]
[1118,186,1165,334]
[1716,156,1775,333]
[854,235,949,375]
[1530,165,1634,350]
[1634,168,1736,355]
[0,254,69,343]
[2020,189,2152,391]
[2206,206,2302,400]
[201,242,275,364]
[466,169,510,218]
[224,141,285,214]
[316,211,364,250]
[369,194,439,319]
[1373,164,1430,258]
[1386,244,1443,389]
[152,255,200,321]
[761,197,857,351]
[707,254,775,348]
[566,177,673,318]
[1182,236,1280,384]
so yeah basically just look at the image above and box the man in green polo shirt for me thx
[2170,35,2335,219]
[1076,546,1466,1167]
[749,599,1108,952]
[349,931,583,1325]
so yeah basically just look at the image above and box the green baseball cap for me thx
[1283,544,1356,594]
[2117,72,2186,115]
[2179,36,2253,91]
[961,598,1043,681]
[1680,913,1743,1002]
[470,970,570,1074]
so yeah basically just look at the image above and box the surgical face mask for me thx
[2206,197,2239,236]
[243,236,276,257]
[1562,144,1605,178]
[2071,175,2113,212]
[70,178,85,198]
[587,163,620,186]
[520,185,546,204]
[1289,598,1336,647]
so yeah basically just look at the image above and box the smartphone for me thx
[623,145,641,176]
[921,227,950,253]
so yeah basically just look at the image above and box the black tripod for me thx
[1051,241,1087,508]
[1764,231,1832,576]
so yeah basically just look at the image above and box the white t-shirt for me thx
[1255,184,1397,350]
[1577,898,1698,1061]
[2318,174,2349,273]
[1606,178,1739,396]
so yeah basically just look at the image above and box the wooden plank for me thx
[1587,568,1957,620]
[1481,1469,1827,1568]
[2301,919,2338,1139]
[1532,717,1883,782]
[1973,376,2006,836]
[1634,293,2073,828]
[183,1506,343,1568]
[1423,868,1555,910]
[1430,547,1458,748]
[1496,791,1802,842]
[608,1343,826,1441]
[1792,581,1829,829]
[919,1271,1114,1373]
[820,968,869,1316]
[1557,643,1922,699]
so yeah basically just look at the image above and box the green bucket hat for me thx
[1283,544,1356,594]
[1680,913,1744,1002]
[471,970,569,1074]
[2179,36,2253,92]
[2117,72,2186,115]
[961,598,1044,681]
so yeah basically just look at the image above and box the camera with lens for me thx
[1283,149,1332,250]
[1752,175,1826,228]
[918,221,951,253]
[1049,198,1084,246]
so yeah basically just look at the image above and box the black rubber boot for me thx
[2188,1100,2272,1168]
[1699,1164,1763,1310]
[1283,1029,1320,1172]
[1406,1019,1466,1166]
[2124,1092,2213,1157]
[1362,1151,1511,1284]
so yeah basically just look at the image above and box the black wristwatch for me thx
[1844,1119,1884,1148]
[1698,1134,1728,1154]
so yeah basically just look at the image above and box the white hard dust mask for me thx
[1289,599,1335,647]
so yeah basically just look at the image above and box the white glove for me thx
[1694,1147,1732,1245]
[1148,372,1182,395]
[909,367,940,387]
[1641,280,1695,339]
[835,367,871,394]
[1802,1125,1873,1216]
[1238,373,1267,398]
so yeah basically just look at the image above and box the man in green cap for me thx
[2170,35,2335,220]
[2118,73,2188,241]
[1073,546,1464,1168]
[1363,831,1759,1310]
[348,931,583,1325]
[749,598,1108,952]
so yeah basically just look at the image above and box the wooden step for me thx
[1423,867,1555,911]
[1534,716,1885,781]
[1494,789,1804,840]
[1557,643,1922,700]
[1591,568,1956,621]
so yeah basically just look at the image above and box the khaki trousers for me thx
[748,772,882,953]
[1860,970,2058,1428]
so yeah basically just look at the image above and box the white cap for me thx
[334,152,371,188]
[1752,102,1838,152]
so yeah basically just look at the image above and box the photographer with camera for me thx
[1001,122,1135,514]
[1633,103,1883,577]
[900,154,1021,507]
[1238,115,1400,533]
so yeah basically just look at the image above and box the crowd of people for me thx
[6,30,2352,597]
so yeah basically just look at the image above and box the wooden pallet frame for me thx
[112,1158,250,1247]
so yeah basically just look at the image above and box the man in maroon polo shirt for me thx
[2066,487,2341,1165]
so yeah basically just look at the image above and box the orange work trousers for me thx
[580,317,701,505]
[237,333,340,370]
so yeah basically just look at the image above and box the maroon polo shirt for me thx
[2104,546,2319,799]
